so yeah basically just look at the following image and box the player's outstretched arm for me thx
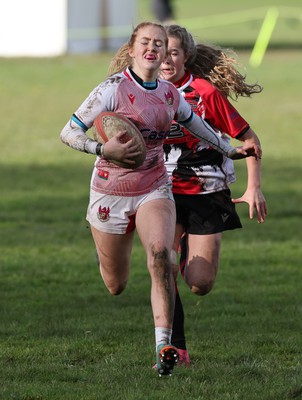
[180,112,261,160]
[232,128,267,223]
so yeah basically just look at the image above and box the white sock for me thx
[155,327,172,349]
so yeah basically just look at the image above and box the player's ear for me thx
[128,46,135,59]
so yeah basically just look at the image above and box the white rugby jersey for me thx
[74,68,192,196]
[63,68,234,196]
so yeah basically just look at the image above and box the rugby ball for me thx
[93,111,146,169]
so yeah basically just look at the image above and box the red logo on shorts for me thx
[97,205,110,222]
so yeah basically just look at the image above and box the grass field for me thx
[138,0,302,48]
[1,3,302,398]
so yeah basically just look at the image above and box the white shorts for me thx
[86,183,174,234]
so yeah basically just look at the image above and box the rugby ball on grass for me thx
[93,111,146,169]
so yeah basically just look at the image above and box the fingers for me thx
[123,138,143,159]
[125,137,141,151]
[256,202,267,223]
[244,144,262,160]
[249,204,254,220]
[233,145,262,160]
[232,195,267,224]
[249,198,267,223]
[228,144,263,160]
[229,148,247,160]
[104,134,144,165]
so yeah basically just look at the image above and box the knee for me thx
[106,282,126,296]
[186,257,218,296]
[101,274,127,296]
[190,280,215,296]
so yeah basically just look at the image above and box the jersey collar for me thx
[173,71,193,92]
[124,67,158,90]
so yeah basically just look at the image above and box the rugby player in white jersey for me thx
[60,22,261,376]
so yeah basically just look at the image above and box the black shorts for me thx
[174,189,242,235]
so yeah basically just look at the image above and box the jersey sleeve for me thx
[192,80,249,138]
[60,75,120,154]
[75,76,119,129]
[174,94,195,122]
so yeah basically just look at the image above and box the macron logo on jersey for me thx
[128,93,135,104]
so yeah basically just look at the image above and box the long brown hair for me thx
[165,24,263,100]
[108,22,168,75]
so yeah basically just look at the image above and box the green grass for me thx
[1,10,302,400]
[138,0,302,48]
